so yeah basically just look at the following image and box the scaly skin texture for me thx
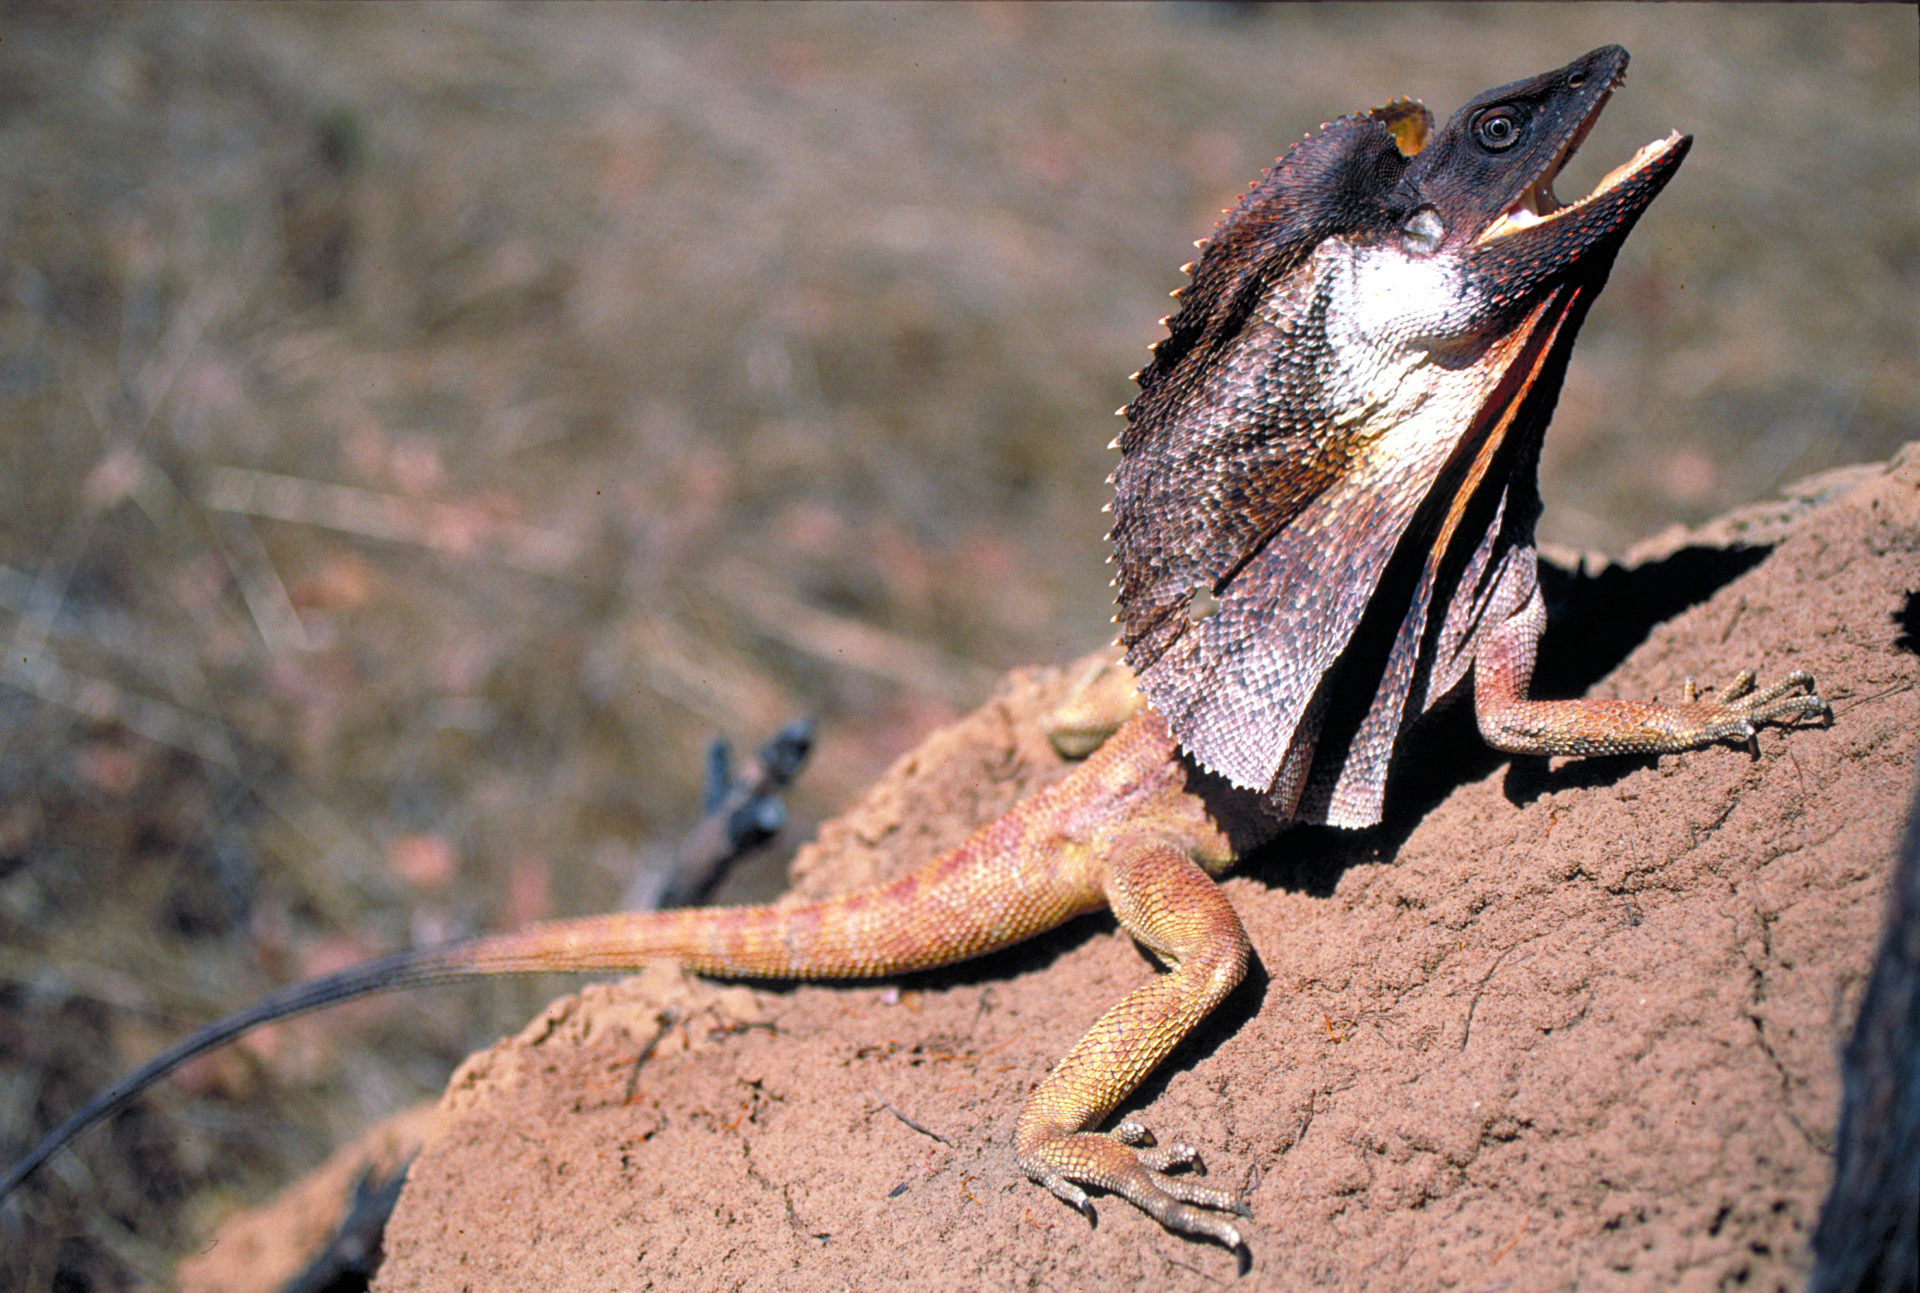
[0,47,1833,1256]
[458,707,1247,984]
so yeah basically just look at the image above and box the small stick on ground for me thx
[867,1087,952,1145]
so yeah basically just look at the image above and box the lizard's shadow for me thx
[1241,540,1775,898]
[1124,541,1780,1110]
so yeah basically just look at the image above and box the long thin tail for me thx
[0,946,470,1200]
[1,768,1111,1203]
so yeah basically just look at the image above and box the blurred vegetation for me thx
[0,5,1912,1287]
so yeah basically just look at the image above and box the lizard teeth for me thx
[1495,175,1563,231]
[1591,132,1683,196]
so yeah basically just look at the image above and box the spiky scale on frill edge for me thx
[1129,104,1418,424]
[1106,93,1450,803]
[1371,95,1433,156]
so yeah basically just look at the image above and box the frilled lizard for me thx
[1,47,1828,1256]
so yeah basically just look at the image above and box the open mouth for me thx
[1477,82,1687,245]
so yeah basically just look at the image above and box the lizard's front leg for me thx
[1015,839,1253,1249]
[1473,580,1829,756]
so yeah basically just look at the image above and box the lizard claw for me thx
[1019,1124,1252,1249]
[1032,1171,1097,1220]
[1681,668,1829,743]
[1112,1117,1239,1187]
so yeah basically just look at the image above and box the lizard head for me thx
[1122,46,1687,415]
[1112,47,1694,809]
[1391,44,1691,311]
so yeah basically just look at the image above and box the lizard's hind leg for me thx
[1014,840,1253,1250]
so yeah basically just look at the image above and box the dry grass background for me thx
[0,4,1912,1288]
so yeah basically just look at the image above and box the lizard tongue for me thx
[1494,176,1563,232]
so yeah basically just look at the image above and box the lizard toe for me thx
[1135,1141,1205,1173]
[1723,669,1828,728]
[1670,668,1827,748]
[1030,1168,1095,1218]
[1109,1118,1205,1172]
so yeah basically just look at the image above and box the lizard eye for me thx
[1401,206,1445,254]
[1475,110,1522,151]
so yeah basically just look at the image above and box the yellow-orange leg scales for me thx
[456,709,1258,1244]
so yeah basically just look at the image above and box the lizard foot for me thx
[1679,669,1830,743]
[1044,652,1143,759]
[1019,1119,1250,1250]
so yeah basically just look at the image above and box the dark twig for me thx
[276,1159,413,1293]
[867,1087,952,1146]
[652,717,816,910]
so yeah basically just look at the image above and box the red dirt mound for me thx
[183,447,1919,1291]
